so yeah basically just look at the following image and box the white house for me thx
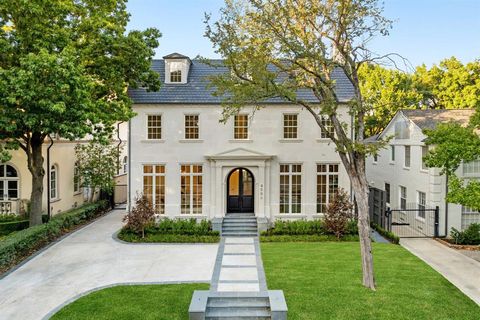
[127,53,356,227]
[366,109,480,235]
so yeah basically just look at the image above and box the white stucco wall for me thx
[129,104,352,221]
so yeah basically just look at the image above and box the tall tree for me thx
[0,0,160,225]
[206,0,393,289]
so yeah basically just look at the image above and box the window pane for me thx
[234,115,248,139]
[283,114,298,139]
[185,115,199,139]
[5,165,17,177]
[7,180,18,199]
[147,115,162,139]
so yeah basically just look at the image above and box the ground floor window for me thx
[385,183,391,204]
[279,164,302,213]
[143,165,165,214]
[417,191,426,219]
[50,165,58,200]
[316,164,338,213]
[399,186,407,211]
[0,164,19,200]
[181,164,203,214]
[461,206,480,230]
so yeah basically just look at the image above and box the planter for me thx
[435,238,480,251]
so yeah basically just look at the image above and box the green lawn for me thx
[51,283,209,320]
[262,242,479,320]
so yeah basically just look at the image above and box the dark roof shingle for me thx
[401,109,474,130]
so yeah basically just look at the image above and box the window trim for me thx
[180,164,203,215]
[184,114,200,140]
[282,113,299,139]
[146,114,163,140]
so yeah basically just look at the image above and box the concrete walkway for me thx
[401,238,480,306]
[0,209,218,320]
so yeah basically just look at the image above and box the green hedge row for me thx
[261,219,358,237]
[0,220,30,236]
[118,233,220,243]
[450,223,480,245]
[260,234,359,242]
[372,223,400,244]
[0,214,27,223]
[0,200,109,273]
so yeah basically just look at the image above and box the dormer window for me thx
[163,52,191,84]
[170,69,182,83]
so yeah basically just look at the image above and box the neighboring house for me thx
[366,109,480,235]
[0,123,128,217]
[127,53,355,227]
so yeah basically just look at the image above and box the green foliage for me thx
[0,214,25,223]
[372,223,400,244]
[260,234,359,242]
[123,194,155,238]
[262,219,358,238]
[450,224,480,245]
[0,201,108,273]
[118,233,220,244]
[0,220,29,236]
[324,189,354,239]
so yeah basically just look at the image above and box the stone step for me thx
[225,214,255,218]
[222,232,258,237]
[223,221,257,225]
[205,307,271,319]
[207,297,269,308]
[222,226,258,230]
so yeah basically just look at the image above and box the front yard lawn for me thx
[262,242,479,319]
[51,283,209,320]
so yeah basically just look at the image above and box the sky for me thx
[126,0,480,69]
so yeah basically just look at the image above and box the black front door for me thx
[227,168,254,213]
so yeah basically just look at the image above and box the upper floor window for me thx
[385,183,390,204]
[184,115,199,139]
[373,154,378,163]
[404,146,411,168]
[234,114,249,139]
[147,115,162,140]
[421,146,428,170]
[283,114,298,139]
[463,159,480,175]
[50,165,58,200]
[320,117,334,139]
[390,146,395,162]
[170,70,182,83]
[417,191,426,219]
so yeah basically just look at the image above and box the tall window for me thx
[147,115,162,140]
[317,164,339,213]
[320,117,334,139]
[421,146,428,170]
[399,186,407,211]
[170,70,182,82]
[390,145,395,162]
[234,114,249,139]
[385,183,391,204]
[279,164,302,214]
[73,162,81,193]
[143,165,165,214]
[463,159,480,175]
[417,191,426,219]
[283,114,298,139]
[123,156,128,174]
[0,164,19,200]
[184,115,199,139]
[50,165,58,200]
[181,165,203,214]
[461,206,480,230]
[404,146,411,168]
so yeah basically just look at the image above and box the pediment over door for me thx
[205,147,275,160]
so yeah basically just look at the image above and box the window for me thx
[0,164,19,200]
[463,159,480,175]
[170,70,182,82]
[279,164,302,214]
[404,146,411,168]
[143,165,165,214]
[123,156,128,174]
[234,114,249,139]
[317,164,339,213]
[320,117,334,139]
[50,165,58,200]
[283,114,298,139]
[385,183,390,204]
[73,162,81,193]
[421,146,428,170]
[184,115,199,139]
[181,165,203,214]
[373,154,378,163]
[461,206,480,230]
[147,115,162,140]
[417,191,426,219]
[390,145,395,162]
[399,186,407,211]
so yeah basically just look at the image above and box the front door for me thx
[227,168,254,213]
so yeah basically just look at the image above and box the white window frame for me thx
[234,114,249,140]
[320,116,334,139]
[316,163,339,213]
[461,206,480,230]
[385,182,391,204]
[181,164,203,214]
[404,146,411,168]
[417,191,426,220]
[142,164,165,214]
[146,114,162,140]
[50,164,58,200]
[184,114,200,140]
[283,113,298,139]
[0,164,19,201]
[462,159,480,176]
[73,162,81,194]
[279,164,302,214]
[399,186,407,211]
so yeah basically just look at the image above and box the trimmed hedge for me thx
[372,223,400,244]
[0,220,29,236]
[118,233,220,243]
[450,223,480,245]
[260,234,359,242]
[0,214,26,223]
[261,219,358,238]
[0,200,109,274]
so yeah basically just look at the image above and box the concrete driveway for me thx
[401,238,480,306]
[0,208,218,320]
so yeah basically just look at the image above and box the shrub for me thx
[450,223,480,245]
[372,223,400,244]
[262,219,325,236]
[323,189,354,239]
[0,200,108,273]
[123,194,155,238]
[0,214,26,223]
[0,220,29,236]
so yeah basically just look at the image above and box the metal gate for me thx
[368,187,388,229]
[386,203,440,238]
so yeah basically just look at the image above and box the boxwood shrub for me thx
[0,200,109,274]
[450,223,480,245]
[372,223,400,244]
[0,220,30,236]
[261,219,358,239]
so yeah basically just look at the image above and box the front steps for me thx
[205,295,271,319]
[222,213,258,237]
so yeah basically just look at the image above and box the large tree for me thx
[206,0,393,289]
[0,0,160,225]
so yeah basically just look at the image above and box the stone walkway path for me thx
[210,237,268,293]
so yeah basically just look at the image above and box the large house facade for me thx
[366,109,480,234]
[127,53,355,226]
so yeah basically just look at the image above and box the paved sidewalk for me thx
[0,209,218,320]
[401,238,480,306]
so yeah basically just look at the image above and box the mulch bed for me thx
[435,238,480,251]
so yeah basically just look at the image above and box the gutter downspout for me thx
[46,135,54,221]
[128,119,131,212]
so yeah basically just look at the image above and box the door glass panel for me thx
[229,169,240,196]
[242,170,253,196]
[7,180,18,199]
[0,182,4,199]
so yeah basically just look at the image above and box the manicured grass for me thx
[51,283,209,320]
[118,231,220,243]
[261,242,480,319]
[260,234,359,242]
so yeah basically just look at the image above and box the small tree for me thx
[123,194,155,238]
[75,141,120,202]
[324,189,354,239]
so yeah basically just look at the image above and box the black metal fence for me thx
[369,187,387,229]
[387,203,440,238]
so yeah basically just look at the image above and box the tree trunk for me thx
[29,139,45,226]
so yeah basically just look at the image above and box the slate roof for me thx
[128,59,355,104]
[401,109,474,130]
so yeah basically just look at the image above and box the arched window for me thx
[50,165,58,200]
[0,164,19,200]
[123,156,128,174]
[73,162,81,193]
